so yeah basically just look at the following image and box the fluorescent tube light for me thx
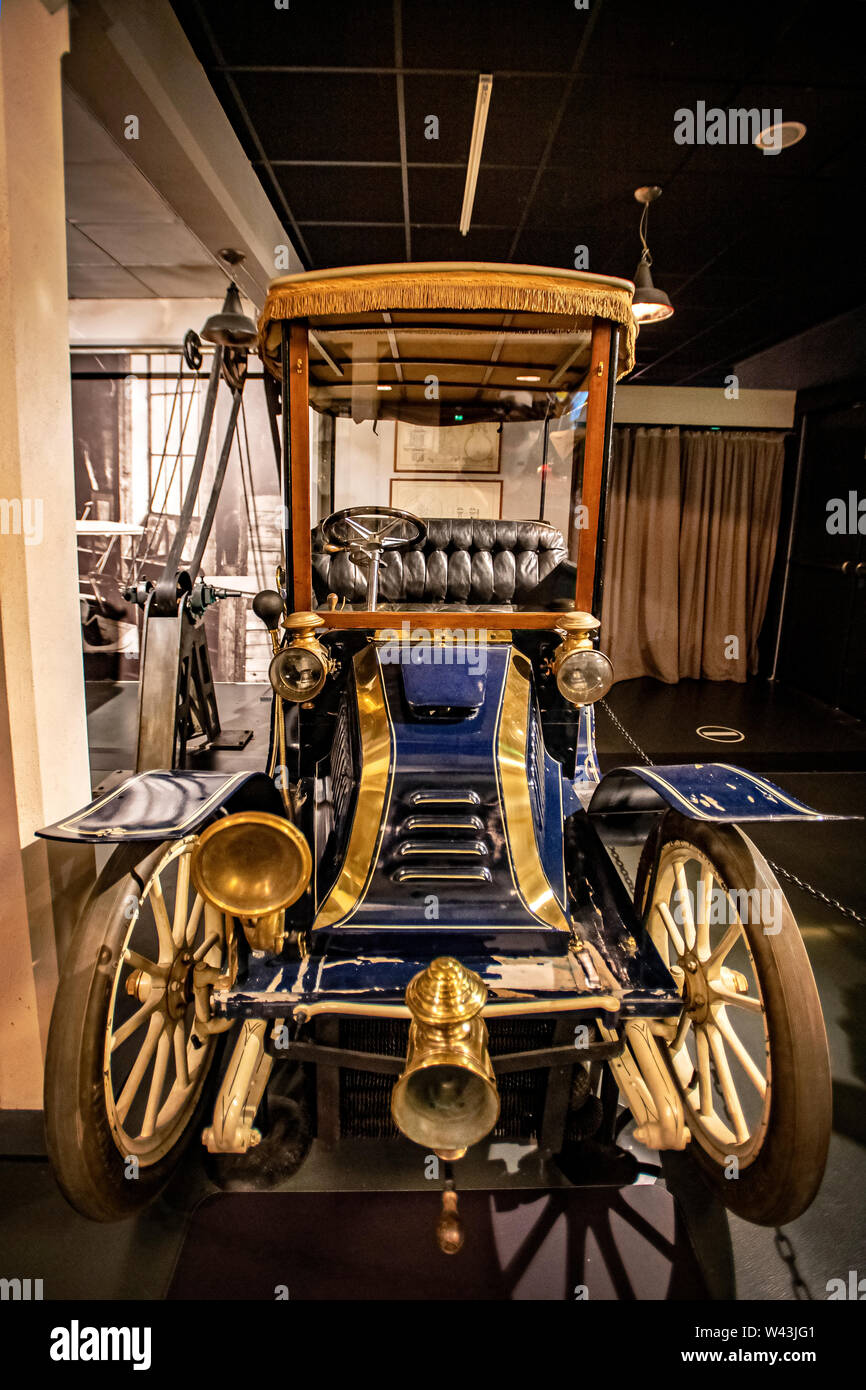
[459,74,493,236]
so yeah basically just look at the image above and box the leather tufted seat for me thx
[311,517,575,610]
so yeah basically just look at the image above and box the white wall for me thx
[614,385,795,427]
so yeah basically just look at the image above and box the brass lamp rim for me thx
[269,643,329,702]
[191,811,312,916]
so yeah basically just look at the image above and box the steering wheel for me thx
[319,506,427,610]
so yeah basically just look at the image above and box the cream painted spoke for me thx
[123,948,167,979]
[695,1028,713,1117]
[172,853,190,947]
[172,1021,190,1090]
[707,920,742,971]
[672,1009,692,1054]
[184,894,204,947]
[110,993,163,1052]
[115,1013,164,1123]
[715,1009,768,1097]
[657,902,686,959]
[711,983,762,1013]
[695,871,712,958]
[149,879,175,964]
[203,903,224,962]
[674,860,695,951]
[708,1026,749,1143]
[141,1026,172,1139]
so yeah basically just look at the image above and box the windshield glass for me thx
[306,311,595,612]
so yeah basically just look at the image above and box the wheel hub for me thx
[679,951,710,1024]
[166,949,194,1020]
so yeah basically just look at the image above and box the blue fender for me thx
[587,762,848,823]
[37,769,284,843]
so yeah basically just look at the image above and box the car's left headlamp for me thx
[553,611,614,707]
[269,611,331,702]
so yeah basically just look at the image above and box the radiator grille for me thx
[330,698,354,830]
[336,1016,554,1141]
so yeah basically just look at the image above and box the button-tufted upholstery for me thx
[311,517,573,609]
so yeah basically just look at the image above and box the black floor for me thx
[2,674,863,1300]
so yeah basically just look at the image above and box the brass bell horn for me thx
[191,811,312,953]
[391,957,500,1160]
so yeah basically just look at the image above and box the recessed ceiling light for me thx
[516,375,541,382]
[377,384,392,391]
[754,120,806,152]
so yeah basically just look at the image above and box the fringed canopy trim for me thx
[259,261,636,379]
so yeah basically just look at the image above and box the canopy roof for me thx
[259,263,636,418]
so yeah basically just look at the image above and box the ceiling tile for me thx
[66,224,115,267]
[171,0,395,68]
[67,265,154,298]
[61,87,125,164]
[400,0,588,73]
[133,265,236,297]
[232,73,401,162]
[275,165,405,223]
[76,221,213,268]
[65,162,177,225]
[410,226,514,263]
[299,225,408,268]
[404,75,483,163]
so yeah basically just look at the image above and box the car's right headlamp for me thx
[269,611,331,702]
[553,612,614,707]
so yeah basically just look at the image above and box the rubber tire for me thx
[633,811,832,1226]
[44,841,221,1222]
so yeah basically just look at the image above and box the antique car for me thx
[41,262,832,1241]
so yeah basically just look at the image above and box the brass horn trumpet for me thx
[391,957,499,1160]
[191,811,312,954]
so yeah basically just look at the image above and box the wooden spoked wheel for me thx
[644,839,771,1163]
[634,812,831,1225]
[45,838,226,1221]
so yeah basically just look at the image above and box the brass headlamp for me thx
[191,811,312,954]
[553,611,614,707]
[391,957,500,1161]
[269,611,332,703]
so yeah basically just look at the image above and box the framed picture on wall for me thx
[389,478,502,519]
[394,420,501,473]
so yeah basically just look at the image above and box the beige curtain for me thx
[601,427,786,683]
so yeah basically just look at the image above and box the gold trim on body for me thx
[313,641,570,932]
[293,995,621,1021]
[495,651,569,931]
[313,644,394,928]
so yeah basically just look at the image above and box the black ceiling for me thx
[170,0,866,385]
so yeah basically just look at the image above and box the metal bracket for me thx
[202,1018,279,1154]
[600,1018,690,1151]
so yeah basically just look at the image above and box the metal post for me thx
[187,388,243,580]
[770,415,807,682]
[152,340,224,614]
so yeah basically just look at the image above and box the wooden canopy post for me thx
[288,320,313,611]
[575,319,618,614]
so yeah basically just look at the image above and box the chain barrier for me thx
[606,842,635,895]
[598,698,653,766]
[774,1227,813,1300]
[596,700,866,930]
[765,858,866,930]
